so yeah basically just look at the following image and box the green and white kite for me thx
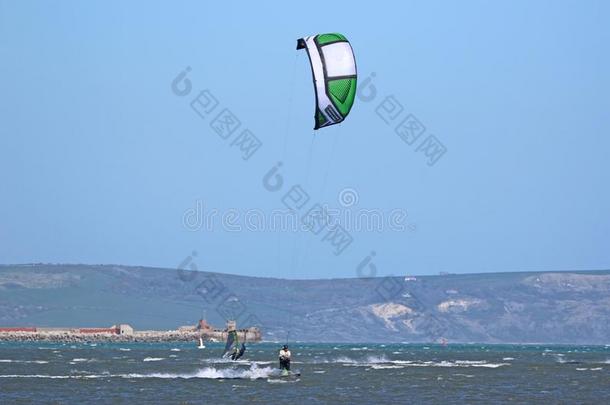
[297,33,357,130]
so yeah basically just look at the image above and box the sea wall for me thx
[0,328,262,343]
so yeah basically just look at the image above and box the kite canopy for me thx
[297,33,357,130]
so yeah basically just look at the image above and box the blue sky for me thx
[1,0,608,279]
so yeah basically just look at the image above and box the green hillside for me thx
[1,264,609,343]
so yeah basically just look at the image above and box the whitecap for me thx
[471,363,509,368]
[0,373,111,379]
[0,374,72,379]
[124,364,275,380]
[370,364,404,369]
[143,357,165,362]
[330,355,389,365]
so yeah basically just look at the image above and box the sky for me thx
[0,0,609,279]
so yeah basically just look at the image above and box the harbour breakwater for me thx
[0,322,262,343]
[0,329,260,343]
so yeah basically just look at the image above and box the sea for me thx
[0,342,608,404]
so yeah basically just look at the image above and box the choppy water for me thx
[1,342,609,404]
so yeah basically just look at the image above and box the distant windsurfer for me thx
[279,344,291,371]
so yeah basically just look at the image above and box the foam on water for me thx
[323,356,509,369]
[370,364,404,369]
[125,364,276,380]
[329,355,389,364]
[0,364,278,381]
[203,358,272,366]
[143,357,165,362]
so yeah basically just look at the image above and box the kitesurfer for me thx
[279,344,291,371]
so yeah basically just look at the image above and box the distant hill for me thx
[1,264,609,344]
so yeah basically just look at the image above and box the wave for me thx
[0,365,279,380]
[410,360,509,368]
[126,364,276,380]
[202,358,272,366]
[370,364,404,369]
[0,373,113,379]
[0,375,74,379]
[328,355,390,364]
[577,367,603,371]
[321,356,509,369]
[0,360,49,364]
[143,357,165,362]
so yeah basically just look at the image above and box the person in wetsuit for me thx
[279,344,291,371]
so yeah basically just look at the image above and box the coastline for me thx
[0,331,203,343]
[0,330,261,343]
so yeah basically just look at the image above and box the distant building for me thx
[116,324,133,335]
[0,327,36,333]
[197,319,212,331]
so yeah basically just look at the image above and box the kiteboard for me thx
[280,369,301,378]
